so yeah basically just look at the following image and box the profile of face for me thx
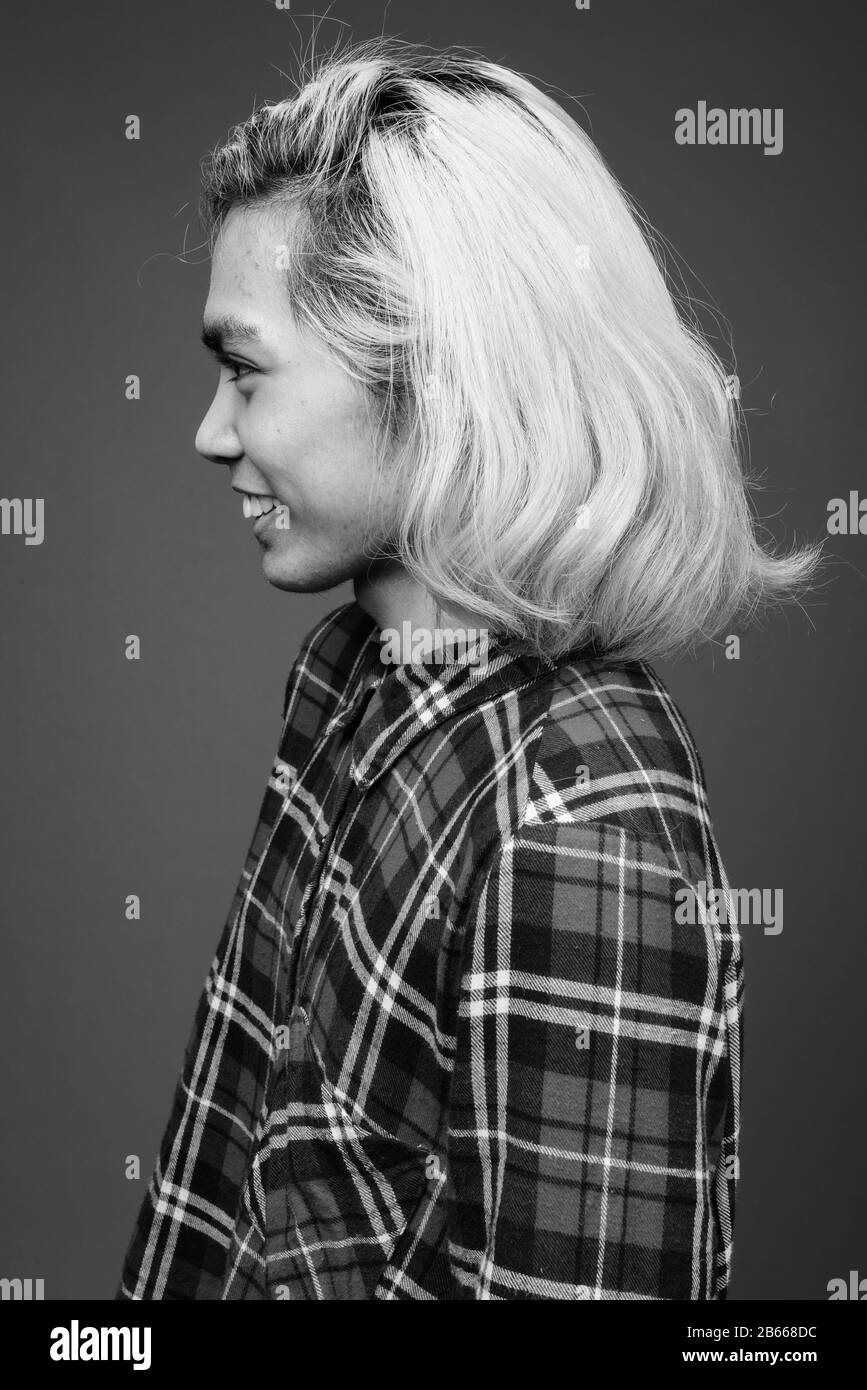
[195,205,401,592]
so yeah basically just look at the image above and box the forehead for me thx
[205,205,295,331]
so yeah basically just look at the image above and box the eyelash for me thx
[221,358,255,383]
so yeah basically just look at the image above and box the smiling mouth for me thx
[240,492,279,520]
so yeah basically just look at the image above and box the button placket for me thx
[285,684,376,1010]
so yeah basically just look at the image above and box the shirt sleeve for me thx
[444,818,742,1300]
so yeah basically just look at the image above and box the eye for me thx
[214,353,256,384]
[226,360,256,383]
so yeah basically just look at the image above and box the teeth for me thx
[240,493,278,520]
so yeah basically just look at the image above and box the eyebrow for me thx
[201,315,264,356]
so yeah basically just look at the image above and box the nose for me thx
[194,385,243,466]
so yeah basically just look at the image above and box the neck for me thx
[353,563,487,642]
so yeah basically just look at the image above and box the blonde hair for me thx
[200,36,821,662]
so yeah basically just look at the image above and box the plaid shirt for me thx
[116,600,743,1301]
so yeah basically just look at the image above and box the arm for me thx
[444,818,742,1299]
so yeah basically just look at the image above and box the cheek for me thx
[251,390,342,457]
[246,383,384,493]
[239,403,296,475]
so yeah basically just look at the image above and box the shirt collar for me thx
[319,601,597,790]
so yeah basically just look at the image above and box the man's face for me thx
[195,204,401,592]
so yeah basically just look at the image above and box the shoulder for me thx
[461,652,737,993]
[519,654,714,875]
[464,817,723,1021]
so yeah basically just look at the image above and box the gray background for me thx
[1,0,863,1300]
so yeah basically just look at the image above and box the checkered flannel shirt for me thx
[116,600,743,1300]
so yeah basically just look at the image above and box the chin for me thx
[261,549,350,595]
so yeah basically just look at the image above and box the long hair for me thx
[199,36,821,662]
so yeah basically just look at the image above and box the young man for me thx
[116,39,816,1301]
